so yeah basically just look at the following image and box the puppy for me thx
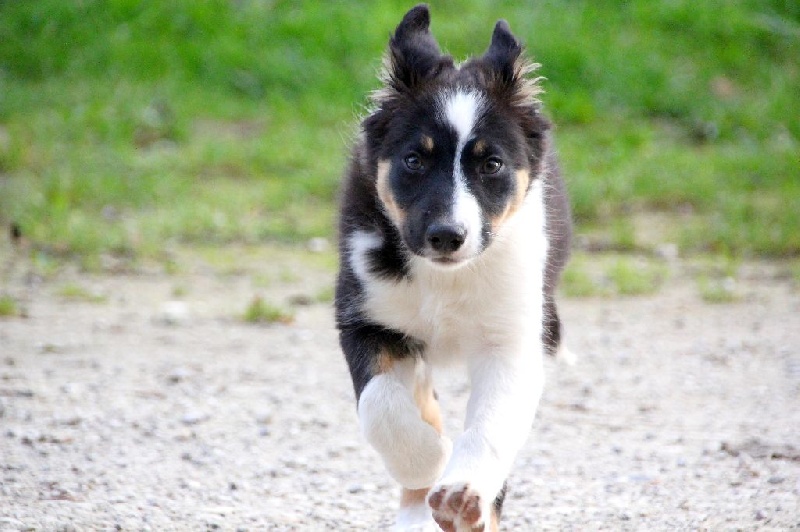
[335,5,571,530]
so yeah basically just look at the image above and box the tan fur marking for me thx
[375,351,395,375]
[490,168,531,233]
[400,487,429,508]
[489,508,500,532]
[473,139,487,157]
[413,376,443,434]
[376,160,406,227]
[421,135,434,154]
[399,368,443,509]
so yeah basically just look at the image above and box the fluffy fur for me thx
[335,5,571,530]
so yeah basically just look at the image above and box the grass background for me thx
[1,0,798,270]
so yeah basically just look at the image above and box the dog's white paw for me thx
[393,510,441,532]
[396,488,443,531]
[394,524,442,532]
[427,482,491,531]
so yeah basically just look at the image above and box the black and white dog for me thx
[335,5,571,530]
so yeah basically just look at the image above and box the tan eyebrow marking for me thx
[421,135,434,154]
[472,139,487,157]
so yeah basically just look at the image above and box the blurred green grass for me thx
[1,0,798,269]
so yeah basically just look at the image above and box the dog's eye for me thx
[404,153,423,171]
[481,157,503,175]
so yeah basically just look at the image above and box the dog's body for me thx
[335,5,571,530]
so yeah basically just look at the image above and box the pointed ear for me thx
[484,20,523,85]
[384,4,452,92]
[482,19,543,109]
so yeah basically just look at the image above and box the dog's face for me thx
[364,5,550,268]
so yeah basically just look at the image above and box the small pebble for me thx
[181,411,209,426]
[655,243,678,261]
[254,411,273,425]
[347,482,375,494]
[157,301,189,326]
[167,367,191,384]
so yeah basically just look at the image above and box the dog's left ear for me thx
[482,20,543,108]
[484,20,549,147]
[484,20,524,86]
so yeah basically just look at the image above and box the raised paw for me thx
[427,483,489,532]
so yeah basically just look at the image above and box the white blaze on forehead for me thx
[437,89,485,263]
[441,90,483,146]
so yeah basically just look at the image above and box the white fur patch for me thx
[441,90,483,146]
[358,359,452,490]
[434,350,544,496]
[394,504,437,531]
[450,168,483,263]
[437,90,486,263]
[348,229,383,282]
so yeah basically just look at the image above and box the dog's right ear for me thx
[383,4,452,93]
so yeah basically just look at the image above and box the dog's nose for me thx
[426,223,467,253]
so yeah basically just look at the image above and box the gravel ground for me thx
[1,249,799,531]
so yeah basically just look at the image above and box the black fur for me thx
[493,481,509,519]
[543,149,572,355]
[339,322,424,401]
[386,5,454,93]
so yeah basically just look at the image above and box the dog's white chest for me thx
[364,269,484,359]
[356,247,544,363]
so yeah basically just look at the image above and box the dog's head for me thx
[363,4,550,268]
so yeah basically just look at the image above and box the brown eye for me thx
[404,153,423,171]
[481,157,503,175]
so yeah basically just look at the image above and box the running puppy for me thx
[335,5,571,530]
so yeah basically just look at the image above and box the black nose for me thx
[426,223,467,253]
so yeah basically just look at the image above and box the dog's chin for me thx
[423,253,475,270]
[406,239,482,270]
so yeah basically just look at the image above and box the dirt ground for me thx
[1,246,799,531]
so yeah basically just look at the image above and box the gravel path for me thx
[1,251,799,530]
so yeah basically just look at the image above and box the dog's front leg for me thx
[428,348,544,531]
[358,356,452,492]
[340,323,452,529]
[361,358,453,530]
